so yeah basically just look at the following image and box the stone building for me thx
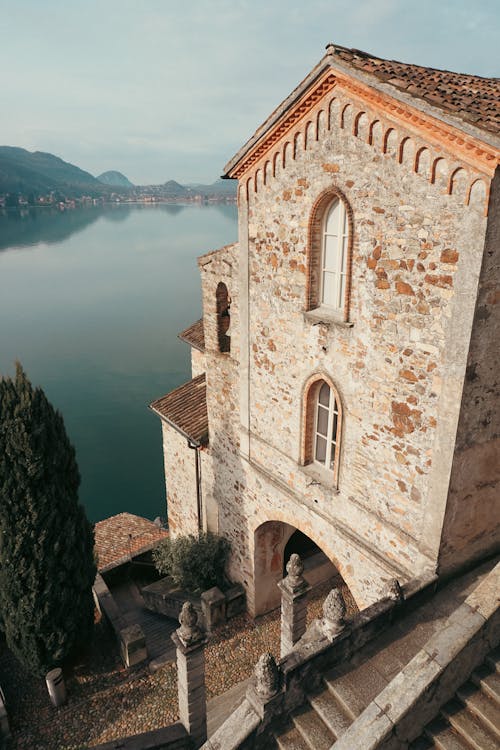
[151,43,500,617]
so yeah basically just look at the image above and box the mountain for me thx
[0,146,105,196]
[97,170,134,188]
[162,179,188,196]
[187,178,236,196]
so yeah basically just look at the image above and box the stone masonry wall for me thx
[438,167,500,571]
[161,422,199,537]
[227,90,491,612]
[165,85,496,616]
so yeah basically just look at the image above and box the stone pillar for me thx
[171,601,208,748]
[277,553,311,657]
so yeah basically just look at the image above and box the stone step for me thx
[291,703,335,750]
[309,687,352,740]
[486,647,500,674]
[323,659,388,720]
[443,699,500,750]
[424,717,473,750]
[456,683,500,740]
[275,724,310,750]
[471,666,500,708]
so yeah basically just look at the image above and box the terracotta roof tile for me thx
[332,45,500,136]
[178,319,205,352]
[94,512,168,570]
[149,373,208,445]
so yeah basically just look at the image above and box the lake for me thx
[0,203,238,522]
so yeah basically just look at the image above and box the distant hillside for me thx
[0,146,105,196]
[187,178,236,196]
[97,170,134,188]
[162,180,188,195]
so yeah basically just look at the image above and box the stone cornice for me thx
[226,66,499,181]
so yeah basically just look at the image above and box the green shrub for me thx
[152,532,230,593]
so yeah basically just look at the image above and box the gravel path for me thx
[1,577,356,749]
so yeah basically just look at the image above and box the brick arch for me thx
[252,515,356,615]
[293,131,303,159]
[383,127,398,155]
[305,186,354,320]
[354,111,369,140]
[328,97,339,130]
[283,141,292,168]
[304,120,314,150]
[467,178,487,210]
[448,166,468,199]
[369,119,383,149]
[263,160,271,186]
[415,147,431,178]
[300,371,343,487]
[245,176,252,203]
[254,168,261,193]
[316,109,326,140]
[272,151,280,178]
[398,136,414,166]
[340,103,353,130]
[431,156,448,185]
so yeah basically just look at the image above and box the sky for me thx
[0,0,498,185]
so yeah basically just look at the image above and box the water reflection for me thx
[0,204,238,521]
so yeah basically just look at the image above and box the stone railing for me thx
[202,562,436,750]
[333,559,500,749]
[93,573,148,668]
[142,578,246,632]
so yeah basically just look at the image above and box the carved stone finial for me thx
[325,42,336,55]
[177,601,202,646]
[386,578,404,603]
[321,588,347,639]
[284,553,306,591]
[254,653,280,699]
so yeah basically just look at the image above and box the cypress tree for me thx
[0,364,96,676]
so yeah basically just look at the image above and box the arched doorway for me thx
[253,520,349,616]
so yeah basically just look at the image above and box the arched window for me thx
[307,190,352,319]
[320,198,349,310]
[314,381,340,471]
[301,375,342,485]
[216,282,230,353]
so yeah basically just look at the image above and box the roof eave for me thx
[148,403,208,447]
[223,49,500,178]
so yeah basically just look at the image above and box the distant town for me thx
[0,147,236,209]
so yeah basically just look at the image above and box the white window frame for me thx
[313,382,339,473]
[320,198,349,311]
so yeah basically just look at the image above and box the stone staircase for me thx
[274,648,500,749]
[411,647,500,750]
[274,658,387,749]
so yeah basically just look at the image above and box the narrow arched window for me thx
[301,375,342,486]
[216,282,230,353]
[314,382,339,471]
[321,198,349,310]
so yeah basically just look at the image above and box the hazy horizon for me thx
[1,0,498,184]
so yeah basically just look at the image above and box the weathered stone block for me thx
[120,624,147,667]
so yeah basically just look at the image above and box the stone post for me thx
[171,601,208,748]
[277,553,311,657]
[246,652,282,720]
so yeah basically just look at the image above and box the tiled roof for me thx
[149,373,208,446]
[331,44,500,137]
[94,512,168,570]
[178,319,205,352]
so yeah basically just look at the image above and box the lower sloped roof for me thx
[149,373,208,446]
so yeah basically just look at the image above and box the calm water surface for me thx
[0,204,237,522]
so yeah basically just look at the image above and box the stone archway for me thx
[253,520,347,616]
